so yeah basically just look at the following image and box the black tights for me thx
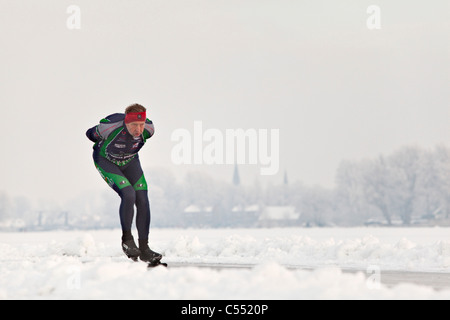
[93,152,151,240]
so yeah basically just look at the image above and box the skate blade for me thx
[147,261,167,268]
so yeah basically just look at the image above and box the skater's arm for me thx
[143,119,155,140]
[86,114,125,142]
[86,125,100,142]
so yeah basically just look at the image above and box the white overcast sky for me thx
[0,0,449,203]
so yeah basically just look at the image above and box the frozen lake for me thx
[1,227,449,299]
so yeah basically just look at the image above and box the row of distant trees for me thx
[335,146,450,225]
[123,145,450,227]
[1,145,449,230]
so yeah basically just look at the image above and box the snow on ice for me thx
[0,227,450,299]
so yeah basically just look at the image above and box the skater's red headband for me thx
[125,112,146,124]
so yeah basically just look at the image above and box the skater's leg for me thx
[93,154,136,237]
[135,189,161,262]
[121,158,161,262]
[117,186,136,235]
[117,186,141,259]
[92,153,141,259]
[121,158,151,240]
[135,189,150,240]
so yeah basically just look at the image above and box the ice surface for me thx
[0,228,449,299]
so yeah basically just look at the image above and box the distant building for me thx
[284,170,289,185]
[184,205,213,214]
[231,204,261,227]
[183,205,214,227]
[233,164,240,186]
[258,206,300,227]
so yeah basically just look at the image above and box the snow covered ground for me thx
[1,227,450,299]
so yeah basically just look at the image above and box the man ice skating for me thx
[86,103,162,263]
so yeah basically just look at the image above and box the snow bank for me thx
[160,228,450,272]
[1,257,449,300]
[0,228,449,299]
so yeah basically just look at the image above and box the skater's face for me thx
[126,121,146,137]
